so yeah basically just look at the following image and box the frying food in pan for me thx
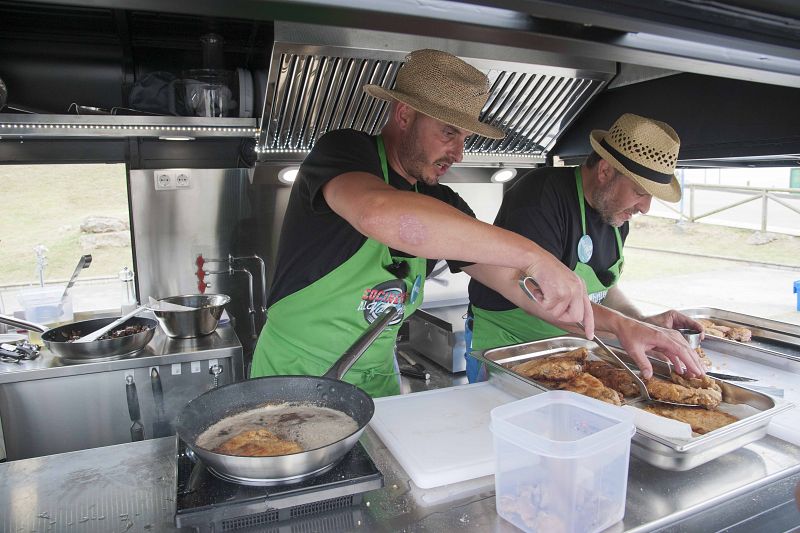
[196,402,360,458]
[214,429,303,457]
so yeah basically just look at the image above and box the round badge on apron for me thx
[577,234,593,263]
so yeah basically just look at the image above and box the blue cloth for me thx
[464,312,488,383]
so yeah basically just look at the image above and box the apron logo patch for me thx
[589,289,608,304]
[358,280,405,325]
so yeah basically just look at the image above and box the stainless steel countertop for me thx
[1,359,798,532]
[0,322,242,384]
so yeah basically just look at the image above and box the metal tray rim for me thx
[474,336,795,453]
[679,307,800,363]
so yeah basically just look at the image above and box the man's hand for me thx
[613,318,706,379]
[644,310,706,339]
[524,254,594,338]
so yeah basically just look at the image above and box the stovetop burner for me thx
[175,438,383,533]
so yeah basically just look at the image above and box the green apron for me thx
[471,167,624,351]
[250,136,426,398]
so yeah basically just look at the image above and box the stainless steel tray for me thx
[473,336,795,471]
[680,307,800,363]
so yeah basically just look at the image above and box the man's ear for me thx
[596,159,616,184]
[393,102,415,131]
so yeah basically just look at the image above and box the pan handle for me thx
[0,314,46,333]
[323,306,401,380]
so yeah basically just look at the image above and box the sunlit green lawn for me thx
[0,164,133,285]
[2,167,797,288]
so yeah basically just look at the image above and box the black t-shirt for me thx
[468,166,629,311]
[267,129,475,307]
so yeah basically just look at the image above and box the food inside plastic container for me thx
[491,391,635,533]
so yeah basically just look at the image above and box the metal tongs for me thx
[518,276,700,407]
[0,341,40,363]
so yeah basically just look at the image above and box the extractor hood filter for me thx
[256,26,613,165]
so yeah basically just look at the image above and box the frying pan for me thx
[175,306,400,485]
[0,314,156,361]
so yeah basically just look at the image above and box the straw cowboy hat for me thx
[364,49,505,140]
[589,113,682,202]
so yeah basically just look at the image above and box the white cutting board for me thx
[371,382,519,489]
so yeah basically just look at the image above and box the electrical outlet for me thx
[154,171,175,190]
[175,172,192,189]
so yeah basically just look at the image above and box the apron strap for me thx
[377,135,389,183]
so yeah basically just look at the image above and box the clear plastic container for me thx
[18,285,73,326]
[490,390,635,533]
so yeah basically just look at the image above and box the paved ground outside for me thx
[619,248,800,326]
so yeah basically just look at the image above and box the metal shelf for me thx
[0,114,259,139]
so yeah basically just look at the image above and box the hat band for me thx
[599,138,674,184]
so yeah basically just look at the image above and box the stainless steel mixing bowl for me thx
[153,294,230,338]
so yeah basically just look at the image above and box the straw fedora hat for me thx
[589,113,682,202]
[364,49,504,140]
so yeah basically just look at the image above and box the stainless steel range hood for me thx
[256,22,615,166]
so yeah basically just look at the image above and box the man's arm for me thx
[464,263,705,378]
[601,285,644,320]
[604,285,708,339]
[323,171,594,334]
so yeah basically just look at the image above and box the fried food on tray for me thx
[697,319,752,342]
[213,428,303,457]
[511,347,588,381]
[583,360,640,397]
[728,327,752,342]
[670,372,721,393]
[548,373,623,406]
[643,404,738,435]
[644,375,722,409]
[696,346,712,368]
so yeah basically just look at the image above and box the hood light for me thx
[278,167,299,184]
[491,168,517,183]
[158,135,196,141]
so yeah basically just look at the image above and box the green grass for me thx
[620,216,800,282]
[626,216,800,267]
[0,164,133,285]
[2,165,798,288]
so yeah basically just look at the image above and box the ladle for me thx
[518,276,702,407]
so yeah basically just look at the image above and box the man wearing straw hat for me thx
[250,49,598,397]
[467,113,707,382]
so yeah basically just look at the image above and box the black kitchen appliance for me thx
[175,438,383,532]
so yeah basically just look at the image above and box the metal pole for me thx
[689,185,695,222]
[761,190,768,232]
